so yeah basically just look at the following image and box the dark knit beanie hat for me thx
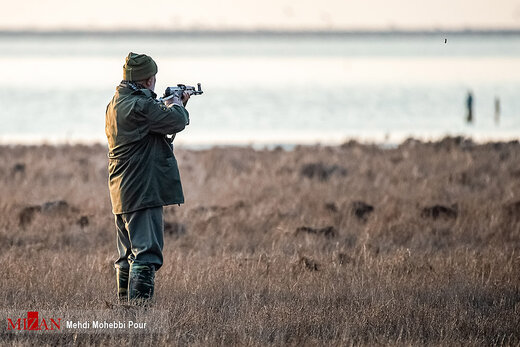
[123,52,158,81]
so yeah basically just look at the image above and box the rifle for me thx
[161,83,204,102]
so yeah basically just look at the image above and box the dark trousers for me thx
[114,206,164,271]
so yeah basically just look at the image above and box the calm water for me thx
[0,33,519,146]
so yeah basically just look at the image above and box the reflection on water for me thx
[0,33,518,145]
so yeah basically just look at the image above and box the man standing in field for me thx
[105,52,190,304]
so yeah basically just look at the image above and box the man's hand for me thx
[181,91,190,107]
[163,91,190,108]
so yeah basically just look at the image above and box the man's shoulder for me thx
[138,89,155,98]
[117,84,157,99]
[109,85,164,116]
[113,89,154,109]
[120,89,154,101]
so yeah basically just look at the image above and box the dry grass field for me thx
[0,137,519,346]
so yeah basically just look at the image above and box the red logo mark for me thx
[7,311,61,331]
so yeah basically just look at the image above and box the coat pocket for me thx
[158,156,181,181]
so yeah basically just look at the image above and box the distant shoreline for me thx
[0,136,517,152]
[0,28,520,38]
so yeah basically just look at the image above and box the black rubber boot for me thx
[128,264,155,305]
[116,267,129,303]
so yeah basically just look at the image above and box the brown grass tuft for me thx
[0,138,519,345]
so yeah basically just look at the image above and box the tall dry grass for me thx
[0,137,519,345]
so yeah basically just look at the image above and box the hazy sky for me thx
[2,0,520,31]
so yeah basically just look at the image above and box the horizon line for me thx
[1,28,520,37]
